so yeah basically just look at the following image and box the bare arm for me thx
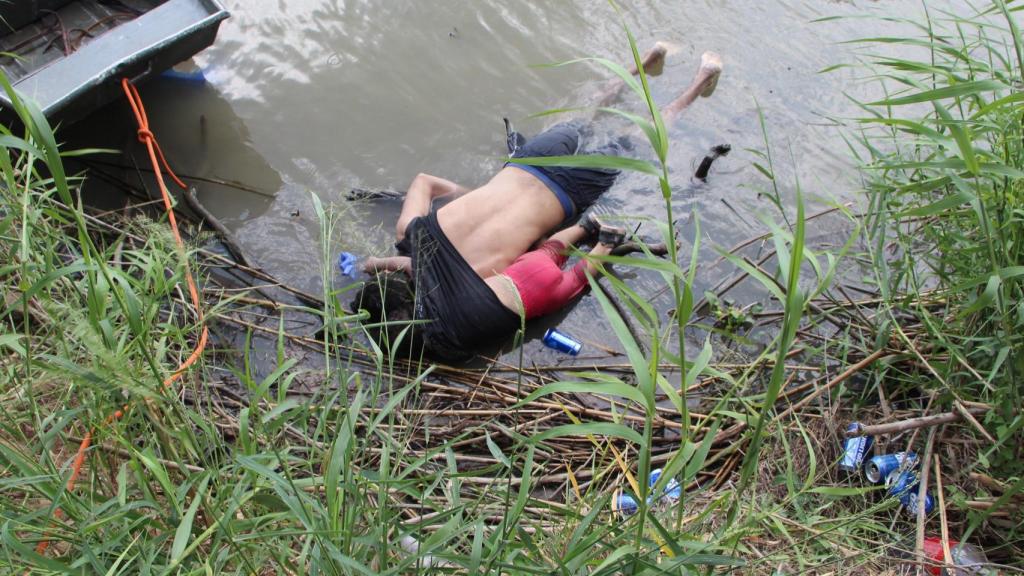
[396,173,470,242]
[362,256,412,276]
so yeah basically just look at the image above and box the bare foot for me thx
[698,51,723,97]
[630,42,669,77]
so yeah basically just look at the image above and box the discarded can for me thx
[543,328,581,355]
[886,469,917,497]
[866,451,919,483]
[904,490,936,516]
[611,469,683,517]
[649,468,682,503]
[887,469,935,516]
[612,492,639,516]
[838,423,873,473]
[922,537,992,576]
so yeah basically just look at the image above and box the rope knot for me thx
[137,128,154,143]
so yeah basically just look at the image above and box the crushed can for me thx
[866,451,919,483]
[887,469,935,516]
[543,328,582,355]
[839,422,873,473]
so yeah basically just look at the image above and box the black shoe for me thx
[504,117,526,156]
[580,213,602,238]
[598,224,626,247]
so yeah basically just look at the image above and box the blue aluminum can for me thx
[886,469,935,515]
[886,469,918,497]
[649,468,682,502]
[612,493,639,516]
[902,490,935,516]
[543,328,582,355]
[838,423,873,472]
[865,451,919,483]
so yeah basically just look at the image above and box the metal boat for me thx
[0,0,229,124]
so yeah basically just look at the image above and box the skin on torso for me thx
[436,166,564,279]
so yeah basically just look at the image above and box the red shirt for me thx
[502,240,590,319]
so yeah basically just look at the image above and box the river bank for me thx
[1,1,1021,574]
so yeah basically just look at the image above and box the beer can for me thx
[649,468,681,502]
[865,451,919,483]
[902,489,935,516]
[542,328,582,355]
[886,469,918,496]
[887,469,935,515]
[838,423,873,472]
[612,492,639,517]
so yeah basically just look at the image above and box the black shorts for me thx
[397,212,521,361]
[506,120,627,221]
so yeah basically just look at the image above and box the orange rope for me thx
[35,79,209,555]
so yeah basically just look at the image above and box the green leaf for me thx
[508,154,661,176]
[592,544,637,574]
[1,522,75,574]
[484,432,510,468]
[170,475,210,564]
[0,334,25,355]
[0,134,45,159]
[1,262,95,319]
[597,107,659,151]
[933,102,978,175]
[809,486,878,496]
[685,338,713,387]
[517,379,647,408]
[135,448,181,516]
[682,419,722,484]
[534,56,645,103]
[868,79,1006,106]
[902,187,974,217]
[961,274,1001,316]
[586,272,654,404]
[718,250,785,303]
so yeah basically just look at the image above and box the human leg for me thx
[661,51,722,125]
[546,219,625,277]
[592,42,670,109]
[548,225,589,250]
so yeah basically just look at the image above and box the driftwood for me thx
[610,241,668,257]
[183,186,253,270]
[82,159,276,199]
[844,406,991,438]
[347,188,404,201]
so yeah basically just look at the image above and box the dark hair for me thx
[350,272,426,358]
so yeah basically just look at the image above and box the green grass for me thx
[845,0,1024,487]
[1,0,1022,573]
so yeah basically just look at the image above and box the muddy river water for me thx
[67,0,964,367]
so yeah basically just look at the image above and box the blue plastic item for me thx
[338,252,358,278]
[161,68,207,84]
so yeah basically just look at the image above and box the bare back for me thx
[436,167,564,278]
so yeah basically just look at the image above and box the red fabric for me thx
[503,240,589,319]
